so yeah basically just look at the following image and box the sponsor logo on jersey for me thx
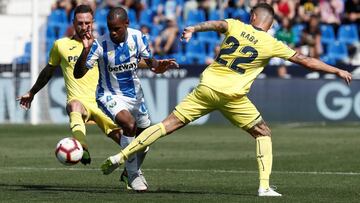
[68,56,79,62]
[108,62,137,73]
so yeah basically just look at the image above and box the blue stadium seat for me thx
[48,9,67,24]
[209,9,220,21]
[185,40,206,64]
[14,42,32,64]
[207,43,219,57]
[197,31,220,45]
[46,23,68,39]
[24,42,31,55]
[338,24,359,45]
[139,9,153,25]
[128,9,137,24]
[176,0,184,6]
[327,41,348,61]
[232,9,250,23]
[15,55,31,64]
[46,37,56,58]
[320,55,336,65]
[292,24,305,44]
[96,21,107,35]
[150,25,163,41]
[173,53,191,65]
[149,0,164,11]
[186,10,206,26]
[95,8,109,25]
[320,24,336,45]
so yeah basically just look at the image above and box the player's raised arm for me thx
[74,28,94,79]
[288,52,352,85]
[181,20,228,42]
[17,64,55,110]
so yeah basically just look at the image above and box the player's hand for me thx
[81,27,94,50]
[337,70,352,85]
[180,26,195,43]
[16,92,34,110]
[151,59,179,74]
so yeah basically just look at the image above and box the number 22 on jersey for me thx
[215,36,258,74]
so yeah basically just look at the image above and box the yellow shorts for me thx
[173,85,261,130]
[69,99,119,136]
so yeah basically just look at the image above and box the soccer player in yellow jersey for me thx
[101,3,352,196]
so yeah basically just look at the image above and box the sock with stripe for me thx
[115,123,166,162]
[69,112,87,149]
[256,136,273,190]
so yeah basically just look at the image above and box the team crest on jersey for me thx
[106,96,113,102]
[120,54,126,61]
[108,101,117,109]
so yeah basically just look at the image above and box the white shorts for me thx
[97,94,151,129]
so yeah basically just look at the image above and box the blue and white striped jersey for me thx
[85,28,152,99]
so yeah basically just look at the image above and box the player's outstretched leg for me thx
[101,123,166,175]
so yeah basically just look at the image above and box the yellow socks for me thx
[120,123,166,160]
[256,136,273,190]
[69,112,87,149]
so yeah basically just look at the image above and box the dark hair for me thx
[73,4,93,19]
[251,3,275,17]
[107,7,128,21]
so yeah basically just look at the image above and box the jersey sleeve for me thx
[85,39,101,69]
[48,40,61,66]
[271,39,296,60]
[224,19,243,37]
[138,33,152,59]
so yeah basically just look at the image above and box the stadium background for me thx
[0,1,359,202]
[0,0,359,124]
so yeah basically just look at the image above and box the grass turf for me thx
[0,124,359,202]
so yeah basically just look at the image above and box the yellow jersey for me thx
[48,37,99,102]
[200,19,296,97]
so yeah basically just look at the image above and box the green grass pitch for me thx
[0,123,359,202]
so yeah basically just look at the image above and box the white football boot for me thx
[129,172,148,192]
[138,169,148,187]
[258,187,282,197]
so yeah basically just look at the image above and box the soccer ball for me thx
[55,137,83,165]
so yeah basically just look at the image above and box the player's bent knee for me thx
[162,113,186,135]
[247,120,271,138]
[66,100,85,112]
[107,129,122,143]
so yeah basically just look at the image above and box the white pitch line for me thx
[0,167,359,176]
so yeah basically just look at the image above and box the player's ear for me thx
[250,13,256,23]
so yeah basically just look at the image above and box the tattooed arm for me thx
[181,20,228,42]
[289,52,352,85]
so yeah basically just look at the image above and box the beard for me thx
[74,29,85,38]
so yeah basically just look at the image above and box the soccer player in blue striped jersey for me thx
[17,5,122,165]
[74,7,178,191]
[99,3,352,196]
